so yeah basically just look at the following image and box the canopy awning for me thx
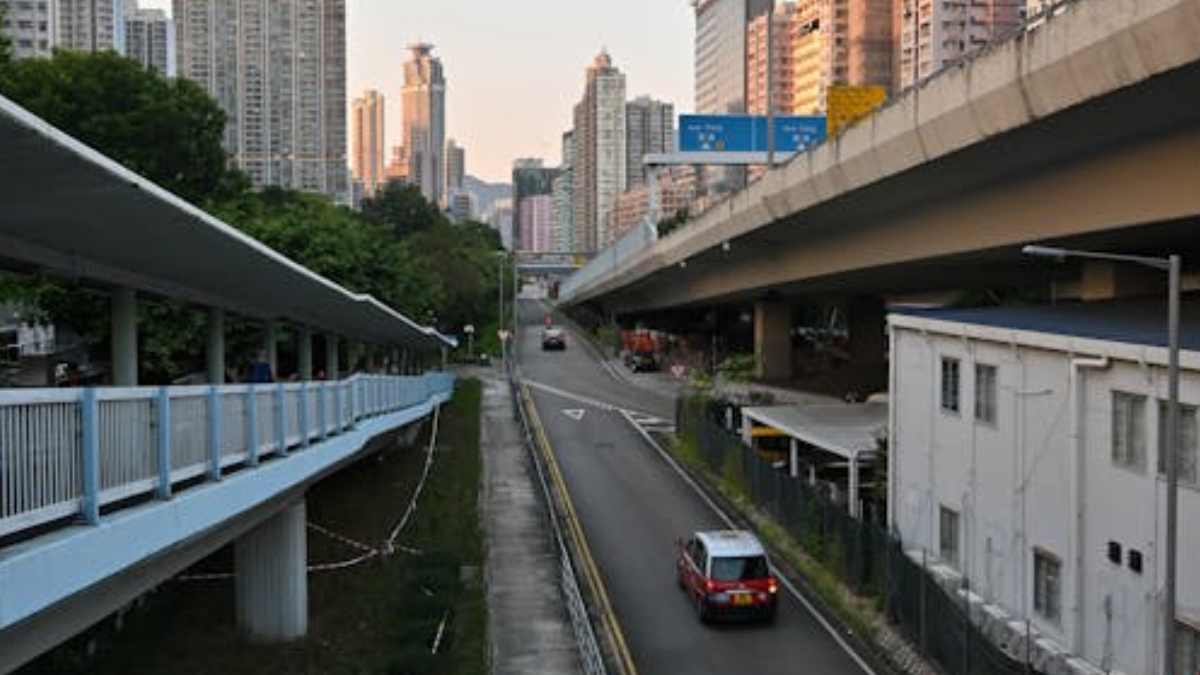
[0,94,454,351]
[742,402,887,461]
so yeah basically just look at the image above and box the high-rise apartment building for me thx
[571,49,626,253]
[385,145,410,184]
[1,0,58,59]
[625,96,675,188]
[511,158,559,251]
[402,43,446,206]
[746,4,796,116]
[59,0,125,53]
[351,89,386,197]
[897,0,1017,89]
[791,1,827,114]
[124,2,175,77]
[174,0,348,203]
[553,129,575,253]
[519,195,555,253]
[445,138,465,195]
[783,0,893,114]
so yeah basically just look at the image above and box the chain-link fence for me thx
[677,395,1045,675]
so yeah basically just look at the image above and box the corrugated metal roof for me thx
[891,296,1200,352]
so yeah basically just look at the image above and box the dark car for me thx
[541,326,566,351]
[627,351,657,373]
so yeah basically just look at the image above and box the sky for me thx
[139,1,697,184]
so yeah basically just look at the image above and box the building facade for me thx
[59,0,125,53]
[511,159,559,251]
[896,0,1018,89]
[625,96,674,189]
[402,42,446,206]
[553,129,575,253]
[124,3,174,77]
[519,194,555,254]
[746,4,796,116]
[890,302,1200,675]
[571,49,626,253]
[350,89,385,197]
[1,0,59,59]
[445,138,465,196]
[174,0,348,202]
[385,145,410,184]
[488,197,514,251]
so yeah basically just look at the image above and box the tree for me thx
[0,5,11,66]
[657,208,690,238]
[360,181,445,240]
[0,50,246,204]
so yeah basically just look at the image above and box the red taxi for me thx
[676,530,778,623]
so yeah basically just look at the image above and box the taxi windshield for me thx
[709,555,769,581]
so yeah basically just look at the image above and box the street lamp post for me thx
[1023,245,1182,675]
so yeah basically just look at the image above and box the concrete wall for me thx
[891,320,1200,674]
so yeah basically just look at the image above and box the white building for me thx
[59,0,125,54]
[124,1,174,77]
[896,0,1022,89]
[1,0,59,59]
[889,300,1200,675]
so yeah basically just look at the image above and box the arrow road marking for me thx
[562,409,586,421]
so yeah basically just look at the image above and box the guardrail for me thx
[0,372,455,540]
[559,221,656,303]
[507,358,610,675]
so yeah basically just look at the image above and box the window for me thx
[975,363,997,425]
[1112,392,1148,472]
[941,357,961,414]
[1034,549,1061,623]
[1158,401,1199,487]
[1178,622,1200,675]
[939,506,960,567]
[709,555,770,581]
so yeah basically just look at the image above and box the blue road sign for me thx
[678,114,826,154]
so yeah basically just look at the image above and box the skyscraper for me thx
[402,43,446,206]
[897,0,1015,89]
[1,0,58,59]
[519,195,555,253]
[553,130,575,253]
[625,97,675,188]
[445,138,465,195]
[59,0,125,53]
[746,4,796,116]
[693,0,770,194]
[351,89,386,197]
[571,49,626,253]
[174,0,348,203]
[511,158,559,251]
[124,2,175,77]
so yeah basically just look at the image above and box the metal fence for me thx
[677,396,1045,675]
[0,372,455,540]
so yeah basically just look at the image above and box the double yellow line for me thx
[520,382,640,675]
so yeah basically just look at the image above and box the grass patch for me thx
[30,379,487,675]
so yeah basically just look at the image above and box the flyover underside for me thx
[599,124,1200,316]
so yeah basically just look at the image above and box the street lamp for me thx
[1023,244,1182,675]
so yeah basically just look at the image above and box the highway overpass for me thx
[561,0,1200,379]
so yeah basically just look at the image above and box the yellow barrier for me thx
[520,383,640,675]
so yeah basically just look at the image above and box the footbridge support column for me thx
[235,499,308,641]
[754,301,793,381]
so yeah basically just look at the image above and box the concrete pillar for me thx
[325,334,339,380]
[847,296,887,364]
[789,438,799,479]
[391,348,401,374]
[110,287,138,386]
[297,327,313,381]
[753,301,792,381]
[441,347,448,370]
[264,321,279,377]
[207,307,226,385]
[1081,260,1162,301]
[849,452,860,519]
[235,499,308,641]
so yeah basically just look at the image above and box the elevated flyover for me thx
[561,0,1200,316]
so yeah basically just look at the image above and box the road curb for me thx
[519,381,640,675]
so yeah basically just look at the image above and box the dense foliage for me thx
[0,50,506,382]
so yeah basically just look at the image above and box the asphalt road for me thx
[517,300,868,675]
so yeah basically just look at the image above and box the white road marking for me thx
[619,409,879,675]
[562,408,586,421]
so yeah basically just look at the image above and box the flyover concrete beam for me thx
[235,499,308,641]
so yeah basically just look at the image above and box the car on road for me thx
[541,326,566,351]
[676,530,778,623]
[625,350,658,373]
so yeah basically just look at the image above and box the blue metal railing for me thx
[0,372,455,539]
